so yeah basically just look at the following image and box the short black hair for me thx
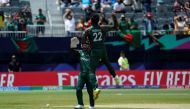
[91,14,99,25]
[39,8,42,12]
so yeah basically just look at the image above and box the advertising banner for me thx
[0,70,190,88]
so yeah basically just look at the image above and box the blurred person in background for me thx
[59,0,71,8]
[162,21,174,34]
[70,0,80,7]
[101,0,112,12]
[63,8,75,36]
[174,15,187,34]
[99,13,109,25]
[118,51,129,70]
[76,16,86,31]
[108,12,119,30]
[35,8,46,35]
[143,12,156,35]
[92,0,101,13]
[7,15,15,31]
[0,11,4,30]
[17,18,27,31]
[128,17,138,30]
[185,0,190,11]
[173,0,188,16]
[113,0,125,13]
[119,14,129,32]
[8,54,21,72]
[184,22,190,35]
[84,5,94,22]
[123,0,132,6]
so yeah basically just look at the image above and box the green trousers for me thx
[76,74,94,106]
[90,48,117,89]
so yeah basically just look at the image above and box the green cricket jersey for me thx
[35,14,46,25]
[79,50,90,76]
[84,25,106,49]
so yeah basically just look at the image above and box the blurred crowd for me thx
[59,0,190,35]
[0,6,32,31]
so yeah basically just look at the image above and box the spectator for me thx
[185,1,190,11]
[108,12,119,30]
[92,0,101,13]
[84,5,94,22]
[119,14,129,32]
[70,0,80,7]
[101,0,112,12]
[162,21,173,34]
[17,18,27,31]
[118,51,130,70]
[35,8,46,35]
[142,0,152,12]
[184,23,190,35]
[143,12,156,35]
[8,54,21,72]
[4,15,9,30]
[113,0,125,13]
[63,9,75,36]
[76,16,86,31]
[60,0,71,8]
[128,17,138,30]
[7,15,15,31]
[99,13,109,25]
[173,0,186,16]
[123,0,132,6]
[0,11,4,30]
[174,15,187,34]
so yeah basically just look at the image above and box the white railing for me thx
[0,25,186,38]
[27,25,66,37]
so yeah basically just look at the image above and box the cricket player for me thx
[71,37,95,109]
[83,14,120,99]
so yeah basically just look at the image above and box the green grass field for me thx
[0,89,190,109]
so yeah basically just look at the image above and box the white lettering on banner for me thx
[58,73,69,86]
[144,71,163,86]
[182,72,187,85]
[167,71,174,86]
[70,75,78,86]
[7,74,14,87]
[144,72,150,85]
[189,72,190,85]
[150,72,154,85]
[174,72,180,86]
[100,75,110,86]
[0,74,14,87]
[128,75,136,85]
[119,75,127,85]
[97,74,136,86]
[157,72,163,85]
[0,74,6,86]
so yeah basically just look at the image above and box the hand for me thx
[70,37,79,48]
